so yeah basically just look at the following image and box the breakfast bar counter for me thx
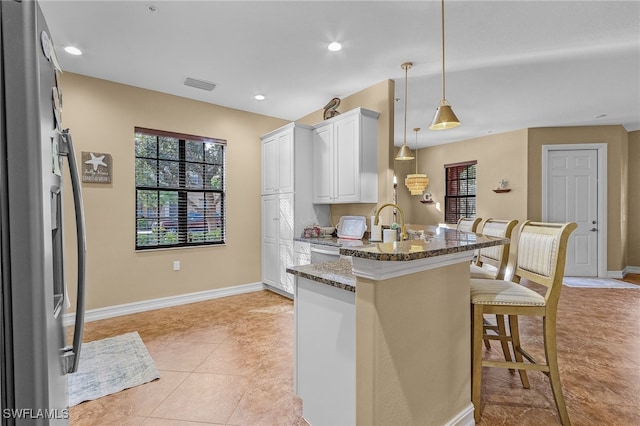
[288,227,508,426]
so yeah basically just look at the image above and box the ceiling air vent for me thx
[184,77,216,91]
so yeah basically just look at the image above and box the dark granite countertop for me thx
[288,226,508,291]
[293,236,368,248]
[286,258,356,292]
[341,226,508,261]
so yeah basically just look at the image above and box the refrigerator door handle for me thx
[59,129,87,374]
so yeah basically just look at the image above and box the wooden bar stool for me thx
[470,218,518,357]
[470,221,577,426]
[470,218,518,280]
[456,217,481,233]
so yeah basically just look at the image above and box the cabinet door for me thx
[277,131,294,193]
[262,136,278,195]
[312,123,333,203]
[278,193,295,294]
[334,113,360,202]
[261,195,279,287]
[262,129,294,195]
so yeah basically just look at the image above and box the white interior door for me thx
[545,149,599,276]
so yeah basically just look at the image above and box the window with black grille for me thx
[444,161,477,224]
[134,127,226,250]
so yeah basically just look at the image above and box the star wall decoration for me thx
[81,151,112,183]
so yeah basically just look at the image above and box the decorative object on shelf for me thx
[395,62,415,160]
[493,179,511,193]
[405,127,429,195]
[429,0,461,131]
[323,97,341,120]
[420,192,435,204]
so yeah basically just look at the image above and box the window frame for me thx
[444,160,477,224]
[134,127,226,250]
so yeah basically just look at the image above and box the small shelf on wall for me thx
[492,188,511,193]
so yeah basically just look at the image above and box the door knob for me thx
[590,228,598,232]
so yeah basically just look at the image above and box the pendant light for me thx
[395,62,415,160]
[429,0,461,130]
[405,128,429,195]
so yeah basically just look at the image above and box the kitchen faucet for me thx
[374,203,408,241]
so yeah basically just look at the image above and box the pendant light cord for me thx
[414,129,419,173]
[403,63,409,146]
[441,0,446,101]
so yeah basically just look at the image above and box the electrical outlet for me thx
[173,260,180,271]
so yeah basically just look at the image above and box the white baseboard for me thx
[64,282,265,326]
[263,284,294,300]
[627,266,640,274]
[607,270,626,279]
[446,403,475,426]
[608,266,640,279]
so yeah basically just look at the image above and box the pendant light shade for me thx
[395,62,414,160]
[405,127,429,195]
[430,100,460,130]
[396,144,414,161]
[429,0,461,131]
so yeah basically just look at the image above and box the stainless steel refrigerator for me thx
[0,1,86,424]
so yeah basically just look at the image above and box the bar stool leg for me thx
[472,304,485,423]
[544,316,571,425]
[508,314,530,389]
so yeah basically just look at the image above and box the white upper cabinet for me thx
[312,108,379,204]
[262,124,295,195]
[312,122,333,203]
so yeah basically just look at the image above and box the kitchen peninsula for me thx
[287,226,508,426]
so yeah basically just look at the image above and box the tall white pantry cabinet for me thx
[261,123,329,296]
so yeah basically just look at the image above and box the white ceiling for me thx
[39,0,640,148]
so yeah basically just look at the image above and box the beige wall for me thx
[394,125,634,274]
[61,71,636,311]
[628,130,640,268]
[397,129,529,227]
[62,74,394,310]
[60,73,287,310]
[527,126,629,271]
[297,80,396,226]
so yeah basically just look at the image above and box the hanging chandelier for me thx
[405,128,429,195]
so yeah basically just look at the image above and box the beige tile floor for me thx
[70,276,640,425]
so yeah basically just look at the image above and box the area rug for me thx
[68,332,160,406]
[563,277,639,289]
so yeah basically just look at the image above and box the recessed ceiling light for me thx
[328,42,342,52]
[254,94,265,101]
[64,46,82,55]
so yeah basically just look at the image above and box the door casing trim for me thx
[541,143,607,278]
